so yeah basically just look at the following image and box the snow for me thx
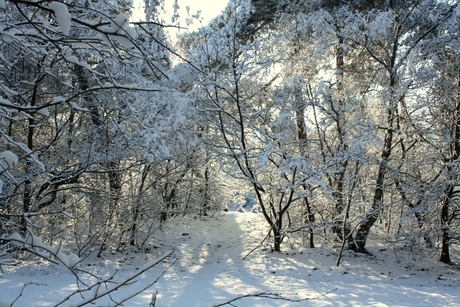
[64,55,92,70]
[0,150,18,170]
[48,2,71,35]
[69,101,89,112]
[5,233,81,269]
[0,84,18,96]
[52,96,66,103]
[0,212,459,306]
[37,107,49,117]
[110,14,133,36]
[0,134,44,171]
[97,13,137,47]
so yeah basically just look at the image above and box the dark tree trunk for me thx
[440,191,452,264]
[130,164,150,246]
[354,86,395,252]
[439,68,460,263]
[22,73,43,234]
[273,227,281,252]
[294,80,315,248]
[302,196,315,248]
[331,29,353,249]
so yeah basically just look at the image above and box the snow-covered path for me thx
[151,212,460,307]
[1,212,459,306]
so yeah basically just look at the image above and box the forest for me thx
[0,0,460,305]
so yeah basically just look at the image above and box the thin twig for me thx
[107,257,178,307]
[11,282,45,307]
[242,224,275,261]
[213,288,338,307]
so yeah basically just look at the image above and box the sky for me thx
[133,0,230,32]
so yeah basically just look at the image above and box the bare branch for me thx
[213,288,338,307]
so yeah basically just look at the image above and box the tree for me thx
[0,0,199,255]
[406,2,460,263]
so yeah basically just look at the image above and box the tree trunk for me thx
[439,66,460,263]
[273,226,281,252]
[440,190,452,264]
[354,91,395,252]
[294,79,315,248]
[130,164,150,246]
[22,74,42,234]
[332,29,353,248]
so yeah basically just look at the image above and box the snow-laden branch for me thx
[4,232,80,269]
[0,131,45,171]
[56,251,175,307]
[3,230,175,307]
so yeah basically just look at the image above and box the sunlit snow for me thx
[0,212,458,306]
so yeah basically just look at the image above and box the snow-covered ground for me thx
[1,212,459,306]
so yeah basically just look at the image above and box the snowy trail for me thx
[152,212,267,306]
[0,212,459,306]
[150,212,460,307]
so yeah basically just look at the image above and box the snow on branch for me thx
[4,232,80,269]
[0,130,45,171]
[55,251,176,307]
[48,1,71,35]
[0,150,18,194]
[3,234,176,306]
[0,150,18,171]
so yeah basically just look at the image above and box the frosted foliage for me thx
[305,10,336,59]
[308,10,335,39]
[367,11,393,42]
[49,2,71,35]
[132,87,192,161]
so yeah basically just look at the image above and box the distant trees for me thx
[177,0,323,252]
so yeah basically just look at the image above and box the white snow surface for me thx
[0,212,459,306]
[0,150,18,169]
[49,2,71,35]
